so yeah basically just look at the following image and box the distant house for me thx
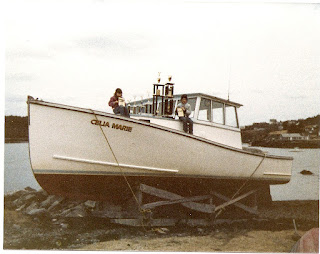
[254,127,266,131]
[268,131,309,141]
[270,119,277,125]
[268,130,288,141]
[280,133,309,141]
[304,125,318,135]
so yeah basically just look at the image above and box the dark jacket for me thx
[108,95,118,109]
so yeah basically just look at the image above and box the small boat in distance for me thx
[27,79,293,203]
[289,147,304,152]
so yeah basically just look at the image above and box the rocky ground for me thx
[3,187,319,252]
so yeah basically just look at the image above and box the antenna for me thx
[227,61,231,101]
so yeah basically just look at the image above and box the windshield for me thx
[198,97,239,128]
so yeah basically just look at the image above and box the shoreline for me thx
[5,139,28,144]
[250,140,320,149]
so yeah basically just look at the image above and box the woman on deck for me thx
[108,88,130,117]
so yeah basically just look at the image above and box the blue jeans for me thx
[179,117,193,134]
[113,106,130,117]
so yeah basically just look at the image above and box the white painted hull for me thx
[27,98,292,200]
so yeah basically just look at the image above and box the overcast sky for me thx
[4,0,320,126]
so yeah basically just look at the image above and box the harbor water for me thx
[4,143,320,201]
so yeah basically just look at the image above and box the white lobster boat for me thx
[27,84,292,203]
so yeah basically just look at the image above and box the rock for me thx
[5,189,48,211]
[48,200,62,213]
[300,170,313,175]
[25,202,39,214]
[47,197,65,212]
[24,186,37,192]
[12,224,21,230]
[153,228,167,234]
[15,203,27,212]
[40,195,58,208]
[59,208,73,217]
[4,190,27,203]
[12,197,26,209]
[197,228,204,233]
[84,200,96,209]
[65,204,87,218]
[37,188,49,196]
[60,223,69,229]
[24,193,37,202]
[66,201,82,209]
[26,208,47,216]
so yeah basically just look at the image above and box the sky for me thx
[3,0,320,126]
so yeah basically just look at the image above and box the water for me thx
[4,143,41,193]
[4,143,320,201]
[252,146,320,201]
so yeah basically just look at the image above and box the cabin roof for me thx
[128,92,243,107]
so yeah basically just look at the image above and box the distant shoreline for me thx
[251,140,320,149]
[5,138,28,144]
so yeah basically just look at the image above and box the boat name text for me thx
[91,119,132,132]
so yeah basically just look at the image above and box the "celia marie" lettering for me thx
[91,119,132,132]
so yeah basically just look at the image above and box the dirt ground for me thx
[3,200,319,252]
[81,229,306,252]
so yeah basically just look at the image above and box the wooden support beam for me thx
[212,191,259,215]
[214,189,257,212]
[110,218,251,227]
[141,195,212,210]
[140,184,215,214]
[110,218,178,227]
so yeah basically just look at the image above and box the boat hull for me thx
[34,173,274,202]
[27,98,292,201]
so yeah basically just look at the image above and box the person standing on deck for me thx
[108,88,130,117]
[176,94,193,134]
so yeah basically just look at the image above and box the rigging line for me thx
[215,153,267,218]
[90,110,151,227]
[231,152,267,199]
[227,60,231,101]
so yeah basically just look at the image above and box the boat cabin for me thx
[128,90,243,149]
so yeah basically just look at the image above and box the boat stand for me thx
[93,183,260,227]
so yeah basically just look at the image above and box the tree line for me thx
[241,115,320,145]
[5,116,28,143]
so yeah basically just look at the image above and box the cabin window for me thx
[212,101,224,124]
[188,98,196,118]
[177,98,196,118]
[225,105,238,127]
[198,98,212,122]
[146,104,152,114]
